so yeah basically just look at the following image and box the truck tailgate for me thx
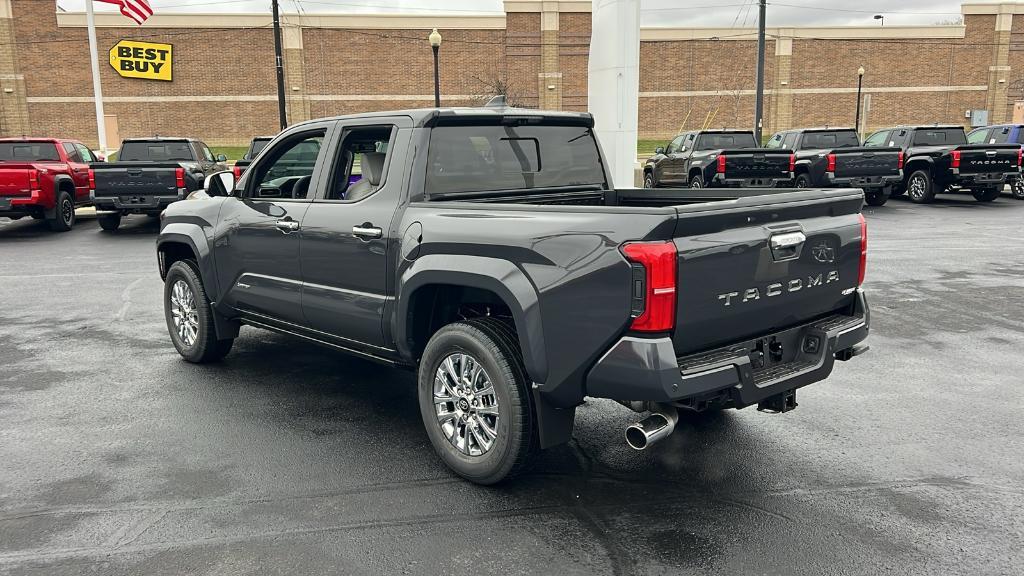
[954,144,1020,175]
[0,166,31,197]
[721,148,793,180]
[92,162,181,198]
[670,189,864,355]
[832,147,901,178]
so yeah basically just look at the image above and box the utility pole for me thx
[272,0,287,130]
[753,0,766,142]
[85,0,108,155]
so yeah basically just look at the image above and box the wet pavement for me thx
[1,195,1022,575]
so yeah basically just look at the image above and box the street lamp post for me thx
[429,28,442,108]
[874,14,884,26]
[855,66,866,136]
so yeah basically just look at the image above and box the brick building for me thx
[1,0,1023,147]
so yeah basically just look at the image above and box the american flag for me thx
[95,0,153,26]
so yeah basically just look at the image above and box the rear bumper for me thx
[826,172,902,189]
[712,173,793,187]
[949,170,1018,186]
[586,289,869,407]
[91,189,185,213]
[0,190,51,214]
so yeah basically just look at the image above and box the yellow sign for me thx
[109,40,172,81]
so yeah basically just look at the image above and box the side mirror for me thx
[216,154,227,162]
[204,170,236,197]
[655,146,665,155]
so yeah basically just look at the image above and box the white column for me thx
[86,0,108,154]
[588,0,640,189]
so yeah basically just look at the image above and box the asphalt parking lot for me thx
[1,194,1022,576]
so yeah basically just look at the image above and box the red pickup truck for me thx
[0,138,97,231]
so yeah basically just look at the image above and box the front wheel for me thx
[689,174,705,189]
[906,170,936,204]
[97,212,122,231]
[1012,180,1024,200]
[48,189,75,232]
[163,260,234,363]
[643,171,656,189]
[418,318,535,485]
[972,186,1002,202]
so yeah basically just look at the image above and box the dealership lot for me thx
[1,197,1022,575]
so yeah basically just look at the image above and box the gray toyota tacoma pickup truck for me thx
[156,107,870,484]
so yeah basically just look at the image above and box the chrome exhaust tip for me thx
[624,408,678,450]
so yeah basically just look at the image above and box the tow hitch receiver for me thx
[758,389,798,413]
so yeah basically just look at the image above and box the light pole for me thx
[855,66,865,136]
[874,14,884,26]
[429,28,442,108]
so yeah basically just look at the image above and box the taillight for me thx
[175,167,185,188]
[897,151,904,170]
[716,155,726,174]
[789,153,796,173]
[88,168,95,190]
[858,213,867,286]
[233,166,243,180]
[28,169,39,191]
[1017,147,1022,167]
[621,241,677,333]
[826,153,836,173]
[951,150,961,169]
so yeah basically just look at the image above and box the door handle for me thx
[352,225,382,239]
[275,219,300,233]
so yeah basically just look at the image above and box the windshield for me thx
[800,131,861,149]
[0,142,61,162]
[912,129,967,146]
[118,141,194,162]
[425,124,607,196]
[696,132,758,150]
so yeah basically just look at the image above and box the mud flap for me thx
[532,388,576,449]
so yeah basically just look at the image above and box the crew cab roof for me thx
[879,125,964,130]
[290,106,595,130]
[0,137,75,142]
[121,137,195,142]
[787,127,857,132]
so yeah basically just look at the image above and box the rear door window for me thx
[863,130,890,147]
[62,142,82,162]
[765,133,785,149]
[968,128,993,144]
[425,124,607,196]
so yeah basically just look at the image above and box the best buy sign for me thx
[109,40,172,81]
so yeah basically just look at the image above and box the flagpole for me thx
[86,0,108,156]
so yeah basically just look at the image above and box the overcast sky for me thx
[57,0,976,27]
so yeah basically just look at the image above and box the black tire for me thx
[418,317,535,485]
[689,174,704,189]
[163,259,234,363]
[793,173,811,188]
[643,171,656,189]
[906,170,935,204]
[97,212,122,231]
[48,189,75,232]
[972,186,1001,202]
[1012,180,1024,200]
[890,184,906,197]
[864,189,890,207]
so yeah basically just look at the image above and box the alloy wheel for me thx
[61,197,73,226]
[169,280,199,347]
[433,352,500,456]
[908,175,926,200]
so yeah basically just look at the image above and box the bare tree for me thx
[935,17,964,25]
[471,74,526,108]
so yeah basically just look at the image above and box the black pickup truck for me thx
[230,135,274,180]
[643,129,794,189]
[863,125,1021,203]
[767,128,903,206]
[157,107,869,484]
[90,137,228,230]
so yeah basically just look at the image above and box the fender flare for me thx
[45,175,76,217]
[395,254,547,385]
[903,155,935,172]
[157,224,217,295]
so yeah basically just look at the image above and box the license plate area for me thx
[0,198,11,210]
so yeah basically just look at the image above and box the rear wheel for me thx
[906,170,935,204]
[163,260,234,363]
[47,189,75,232]
[1012,180,1024,200]
[689,174,704,189]
[418,318,535,485]
[97,212,122,231]
[972,186,1001,202]
[793,173,811,188]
